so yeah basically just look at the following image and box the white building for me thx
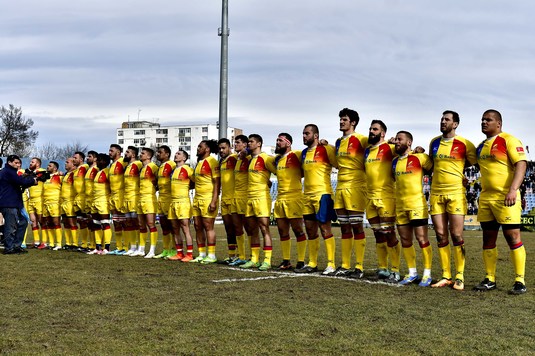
[116,121,242,162]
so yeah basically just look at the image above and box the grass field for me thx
[1,226,534,355]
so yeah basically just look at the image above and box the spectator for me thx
[0,155,38,254]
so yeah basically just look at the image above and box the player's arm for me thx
[209,176,221,212]
[505,160,527,207]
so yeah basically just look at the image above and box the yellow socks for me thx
[341,233,353,269]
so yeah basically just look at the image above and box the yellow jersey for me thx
[157,160,176,200]
[364,142,396,199]
[171,165,194,202]
[28,168,46,201]
[247,152,274,199]
[273,150,303,199]
[302,145,337,195]
[43,173,62,204]
[93,168,110,200]
[476,132,527,200]
[234,155,250,195]
[109,158,126,195]
[124,160,142,200]
[335,132,367,188]
[429,135,477,195]
[84,165,99,202]
[140,162,158,198]
[73,163,88,199]
[392,153,433,209]
[194,156,220,200]
[60,171,76,201]
[220,154,237,200]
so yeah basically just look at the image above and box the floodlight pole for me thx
[218,0,229,140]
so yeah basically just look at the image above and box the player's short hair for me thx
[248,134,263,146]
[305,124,319,136]
[201,140,219,153]
[31,157,42,165]
[483,109,502,123]
[49,161,59,170]
[127,146,139,156]
[178,149,189,161]
[278,132,293,144]
[74,151,85,160]
[109,144,123,152]
[218,138,231,146]
[235,134,248,144]
[370,119,387,133]
[96,153,111,166]
[158,145,171,157]
[339,108,360,128]
[87,150,98,157]
[443,110,460,124]
[397,130,413,142]
[141,147,154,158]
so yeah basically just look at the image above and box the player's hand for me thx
[319,139,329,146]
[208,202,217,212]
[387,137,396,144]
[504,190,517,207]
[413,146,425,154]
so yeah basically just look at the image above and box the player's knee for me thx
[348,214,364,225]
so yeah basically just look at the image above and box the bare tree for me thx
[32,141,88,160]
[0,104,38,156]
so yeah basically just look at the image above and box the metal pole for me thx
[218,0,229,140]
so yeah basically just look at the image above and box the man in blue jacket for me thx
[0,155,38,254]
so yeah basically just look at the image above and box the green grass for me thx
[1,227,534,354]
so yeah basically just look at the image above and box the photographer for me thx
[0,155,40,254]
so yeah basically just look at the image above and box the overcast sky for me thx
[2,1,534,155]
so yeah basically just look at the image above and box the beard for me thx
[368,134,381,145]
[274,146,285,154]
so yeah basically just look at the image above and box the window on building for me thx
[134,139,141,144]
[156,138,168,143]
[134,130,145,135]
[202,136,208,140]
[202,127,208,133]
[118,139,124,144]
[156,129,168,134]
[118,130,123,136]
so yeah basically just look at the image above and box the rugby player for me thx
[240,134,275,270]
[333,108,369,278]
[191,140,221,264]
[364,120,402,282]
[474,109,527,294]
[84,151,99,251]
[218,138,238,264]
[271,133,307,270]
[60,157,77,250]
[132,147,159,258]
[41,161,62,250]
[27,158,46,249]
[228,134,252,266]
[428,111,477,290]
[295,124,338,275]
[108,144,127,255]
[87,154,113,254]
[122,146,142,256]
[167,149,195,262]
[72,151,89,251]
[392,131,434,286]
[154,145,177,259]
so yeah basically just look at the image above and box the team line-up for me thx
[3,108,528,295]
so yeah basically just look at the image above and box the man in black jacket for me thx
[0,155,38,254]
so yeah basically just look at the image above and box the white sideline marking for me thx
[212,267,403,287]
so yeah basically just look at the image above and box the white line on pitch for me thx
[212,267,403,287]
